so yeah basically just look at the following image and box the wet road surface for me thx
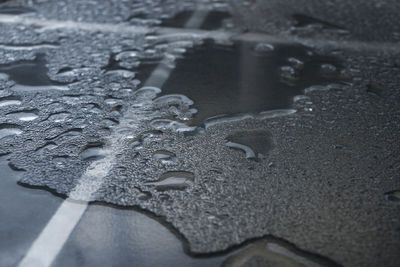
[0,0,399,267]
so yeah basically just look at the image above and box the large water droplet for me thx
[80,143,107,161]
[226,129,274,159]
[0,96,22,107]
[153,150,177,165]
[6,110,38,121]
[384,190,400,202]
[145,171,195,191]
[0,124,22,140]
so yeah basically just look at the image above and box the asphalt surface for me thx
[0,0,399,267]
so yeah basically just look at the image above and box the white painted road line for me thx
[18,200,87,267]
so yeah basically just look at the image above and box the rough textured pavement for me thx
[0,0,399,267]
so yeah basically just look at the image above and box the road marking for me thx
[18,200,87,267]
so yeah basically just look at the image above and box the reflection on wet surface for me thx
[222,237,340,267]
[52,203,230,267]
[0,54,70,91]
[0,156,227,267]
[161,10,231,30]
[102,37,345,127]
[156,39,343,125]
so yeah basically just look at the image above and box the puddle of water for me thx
[161,10,231,30]
[222,237,340,267]
[6,110,38,121]
[144,39,343,125]
[0,156,64,267]
[226,129,274,159]
[0,96,22,107]
[0,54,70,92]
[0,124,22,139]
[0,5,35,15]
[145,171,194,191]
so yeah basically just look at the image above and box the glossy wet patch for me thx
[161,10,231,30]
[154,40,343,125]
[222,237,340,267]
[0,54,70,91]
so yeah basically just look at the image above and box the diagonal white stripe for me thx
[18,200,87,267]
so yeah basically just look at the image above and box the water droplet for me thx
[0,124,22,139]
[226,129,274,159]
[288,57,304,70]
[384,190,400,202]
[320,63,338,76]
[254,43,275,52]
[80,144,106,161]
[367,81,384,96]
[0,96,22,107]
[150,119,196,132]
[47,112,71,123]
[145,171,195,191]
[104,70,135,80]
[6,110,38,121]
[153,150,177,164]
